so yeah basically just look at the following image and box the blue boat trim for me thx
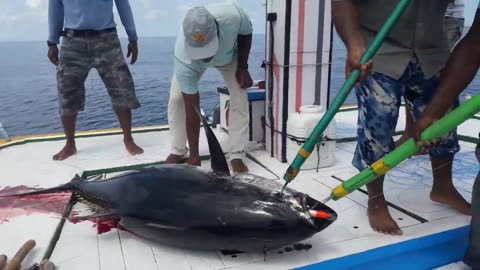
[294,225,470,270]
[217,86,266,101]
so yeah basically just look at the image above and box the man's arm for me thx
[413,8,480,145]
[235,4,254,88]
[236,33,253,88]
[174,59,204,164]
[115,0,138,64]
[182,92,201,164]
[332,0,364,50]
[332,0,372,81]
[422,9,480,119]
[237,34,251,70]
[47,0,63,65]
[114,0,138,41]
[48,0,64,44]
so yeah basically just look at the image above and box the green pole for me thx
[283,0,412,184]
[328,94,480,201]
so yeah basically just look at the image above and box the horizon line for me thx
[0,33,267,43]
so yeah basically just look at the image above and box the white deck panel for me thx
[329,148,477,222]
[458,118,479,139]
[226,215,471,270]
[0,142,78,266]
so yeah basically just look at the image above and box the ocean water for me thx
[0,32,478,137]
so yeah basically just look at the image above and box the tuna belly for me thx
[119,216,320,252]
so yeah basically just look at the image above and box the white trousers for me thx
[167,59,249,160]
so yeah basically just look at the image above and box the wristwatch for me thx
[47,40,57,47]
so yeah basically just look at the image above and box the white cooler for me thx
[218,86,266,143]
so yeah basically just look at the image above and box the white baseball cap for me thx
[183,6,219,60]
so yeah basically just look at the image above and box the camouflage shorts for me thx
[56,30,140,116]
[352,56,460,171]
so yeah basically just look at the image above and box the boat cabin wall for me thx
[265,0,333,162]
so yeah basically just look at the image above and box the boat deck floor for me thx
[0,108,478,270]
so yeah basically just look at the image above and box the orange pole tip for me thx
[308,210,332,219]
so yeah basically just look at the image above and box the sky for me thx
[0,0,267,42]
[0,0,478,42]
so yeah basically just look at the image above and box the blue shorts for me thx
[352,56,460,171]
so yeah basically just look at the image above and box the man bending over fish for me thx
[332,0,471,235]
[47,0,143,160]
[165,3,253,174]
[413,5,480,267]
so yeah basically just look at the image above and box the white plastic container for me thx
[286,105,336,170]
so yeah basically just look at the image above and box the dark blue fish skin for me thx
[71,164,337,251]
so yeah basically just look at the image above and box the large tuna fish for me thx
[0,107,337,252]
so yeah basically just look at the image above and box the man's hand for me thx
[48,46,59,66]
[413,115,439,150]
[346,45,373,84]
[236,67,253,89]
[127,41,138,64]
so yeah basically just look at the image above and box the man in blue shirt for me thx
[47,0,143,160]
[414,5,480,268]
[165,3,253,174]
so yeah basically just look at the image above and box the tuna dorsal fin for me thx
[194,105,230,177]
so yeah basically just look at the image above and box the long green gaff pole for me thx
[282,0,412,185]
[326,94,480,202]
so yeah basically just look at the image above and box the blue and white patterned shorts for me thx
[352,56,460,171]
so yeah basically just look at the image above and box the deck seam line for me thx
[149,245,160,270]
[116,229,127,270]
[97,234,102,270]
[42,195,75,261]
[245,152,281,180]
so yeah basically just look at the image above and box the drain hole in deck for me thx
[398,218,403,221]
[353,226,359,229]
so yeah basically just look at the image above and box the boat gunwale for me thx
[1,105,478,149]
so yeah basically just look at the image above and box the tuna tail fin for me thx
[194,105,231,177]
[0,174,84,198]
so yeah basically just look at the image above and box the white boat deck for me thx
[0,107,478,270]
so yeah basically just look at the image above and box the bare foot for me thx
[231,159,249,174]
[367,195,403,235]
[188,156,201,166]
[165,153,184,164]
[124,139,144,155]
[53,142,77,161]
[430,188,472,215]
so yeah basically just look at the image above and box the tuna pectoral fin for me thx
[194,105,231,177]
[145,222,186,232]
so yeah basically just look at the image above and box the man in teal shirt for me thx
[414,4,480,268]
[47,0,143,160]
[165,3,253,174]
